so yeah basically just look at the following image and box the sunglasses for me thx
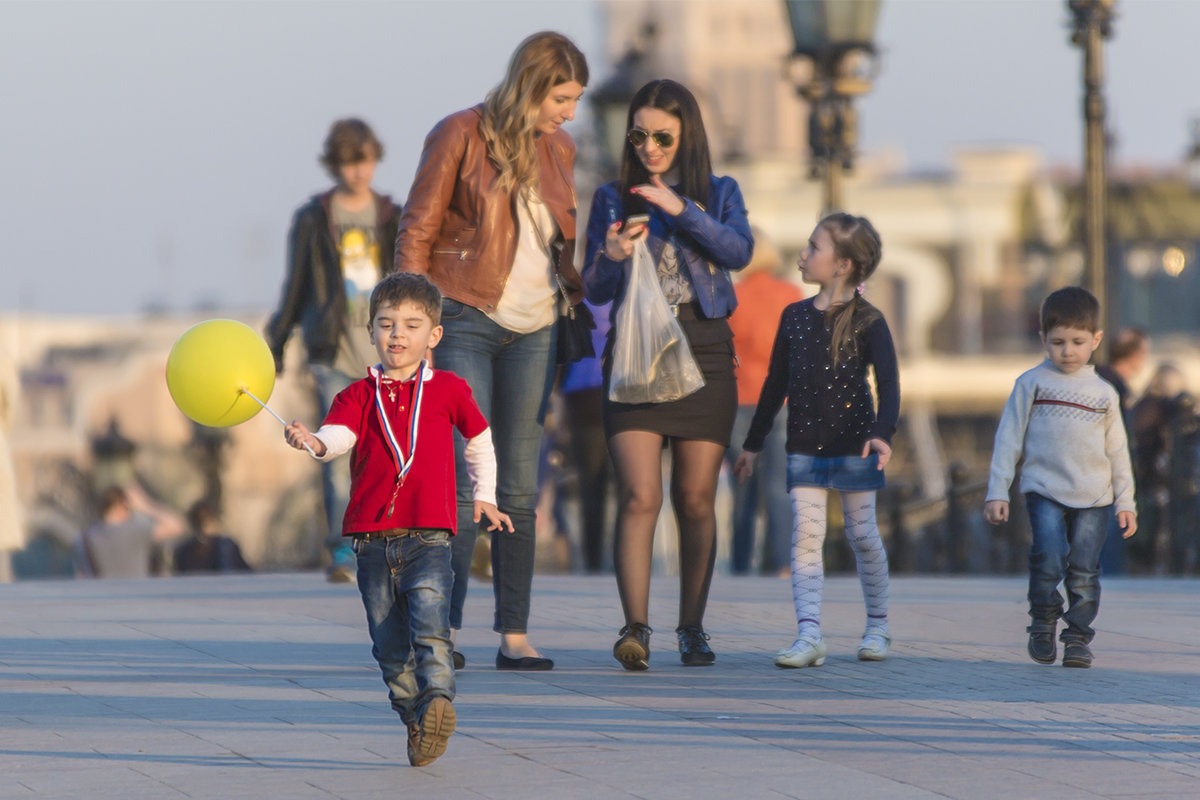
[627,128,676,149]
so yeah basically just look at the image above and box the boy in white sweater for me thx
[985,287,1137,668]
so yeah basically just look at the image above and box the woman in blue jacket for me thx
[583,79,754,671]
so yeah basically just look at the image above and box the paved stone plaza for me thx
[2,572,1198,799]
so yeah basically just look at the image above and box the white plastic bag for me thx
[608,239,705,404]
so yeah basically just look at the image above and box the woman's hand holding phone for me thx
[624,213,650,239]
[605,215,648,260]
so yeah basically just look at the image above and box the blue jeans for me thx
[354,532,455,724]
[1098,507,1125,576]
[311,364,355,564]
[725,405,792,573]
[434,300,556,633]
[1025,492,1109,643]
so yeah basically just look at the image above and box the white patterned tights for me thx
[788,487,890,640]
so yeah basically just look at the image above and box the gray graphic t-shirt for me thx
[657,241,695,305]
[330,199,380,378]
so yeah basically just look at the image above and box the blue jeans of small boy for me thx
[354,531,455,725]
[1025,492,1109,643]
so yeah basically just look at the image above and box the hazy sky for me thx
[3,0,1198,315]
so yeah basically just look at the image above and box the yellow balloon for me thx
[166,319,275,427]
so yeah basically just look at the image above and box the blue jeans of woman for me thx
[354,532,454,725]
[1025,492,1109,643]
[434,300,556,633]
[311,364,355,569]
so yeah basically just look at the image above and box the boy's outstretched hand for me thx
[984,499,1009,525]
[862,437,891,469]
[732,450,757,482]
[475,501,514,533]
[284,421,326,457]
[1117,510,1137,539]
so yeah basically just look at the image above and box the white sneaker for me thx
[857,631,890,661]
[774,637,827,668]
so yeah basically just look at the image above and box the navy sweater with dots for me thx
[743,297,900,457]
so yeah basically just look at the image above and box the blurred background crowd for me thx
[2,0,1198,582]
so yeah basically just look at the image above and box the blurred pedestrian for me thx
[724,231,802,576]
[0,347,21,582]
[557,299,613,573]
[1130,363,1197,573]
[985,287,1135,669]
[75,485,186,579]
[735,213,898,668]
[265,118,400,583]
[1096,327,1149,575]
[174,500,252,574]
[585,79,754,670]
[395,32,588,671]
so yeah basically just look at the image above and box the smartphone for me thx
[624,213,650,239]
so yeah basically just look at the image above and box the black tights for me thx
[608,431,725,630]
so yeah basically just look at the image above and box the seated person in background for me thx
[75,485,185,579]
[175,499,253,574]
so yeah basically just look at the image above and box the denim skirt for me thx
[787,452,885,491]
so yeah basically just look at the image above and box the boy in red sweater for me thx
[285,273,511,766]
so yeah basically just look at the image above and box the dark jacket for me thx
[265,189,400,371]
[395,106,582,308]
[743,297,900,457]
[175,534,252,574]
[582,175,753,322]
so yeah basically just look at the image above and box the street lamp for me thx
[1068,0,1116,328]
[589,23,656,173]
[784,0,881,216]
[1186,117,1200,193]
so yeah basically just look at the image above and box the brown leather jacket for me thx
[395,106,583,310]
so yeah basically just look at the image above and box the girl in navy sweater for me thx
[734,213,899,667]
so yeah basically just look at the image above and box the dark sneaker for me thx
[613,623,652,671]
[676,625,715,666]
[1062,640,1093,668]
[452,650,465,670]
[1026,620,1057,664]
[408,697,455,766]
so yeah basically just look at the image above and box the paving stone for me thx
[2,573,1199,799]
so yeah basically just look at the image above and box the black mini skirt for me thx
[602,303,737,447]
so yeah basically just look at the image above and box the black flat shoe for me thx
[452,650,466,670]
[495,650,554,671]
[676,625,715,666]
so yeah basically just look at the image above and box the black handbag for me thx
[555,273,596,364]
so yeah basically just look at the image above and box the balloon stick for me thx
[239,387,316,456]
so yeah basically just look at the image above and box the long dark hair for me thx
[618,79,712,211]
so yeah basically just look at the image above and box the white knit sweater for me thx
[986,360,1135,513]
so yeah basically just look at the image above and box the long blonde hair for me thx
[820,212,882,367]
[480,31,588,196]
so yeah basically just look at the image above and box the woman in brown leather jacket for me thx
[396,31,587,671]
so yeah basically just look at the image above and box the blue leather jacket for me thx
[582,175,754,321]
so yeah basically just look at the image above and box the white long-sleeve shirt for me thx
[310,425,498,507]
[986,360,1135,514]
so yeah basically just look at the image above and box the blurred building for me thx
[1,313,327,577]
